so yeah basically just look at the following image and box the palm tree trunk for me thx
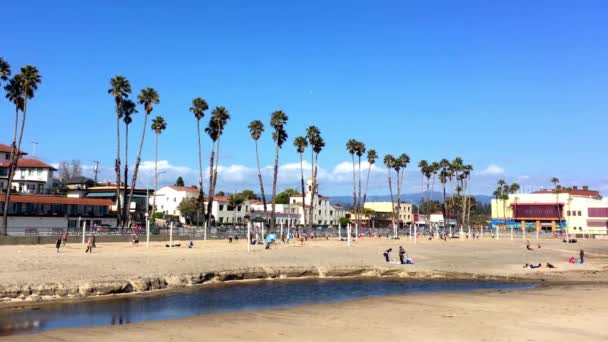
[442,182,447,230]
[426,179,431,230]
[115,114,122,228]
[127,111,150,227]
[1,104,20,234]
[395,169,401,238]
[196,119,206,227]
[363,164,372,209]
[357,156,362,240]
[299,153,306,227]
[387,168,396,229]
[270,142,280,230]
[254,140,268,220]
[309,147,314,231]
[153,132,158,216]
[313,152,320,224]
[206,142,216,228]
[208,131,223,228]
[123,124,129,228]
[351,154,356,239]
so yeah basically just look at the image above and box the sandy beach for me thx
[0,237,607,341]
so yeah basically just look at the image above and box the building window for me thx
[37,168,42,176]
[219,204,224,211]
[578,211,582,216]
[567,210,570,216]
[28,169,33,176]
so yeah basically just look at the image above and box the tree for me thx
[206,106,230,228]
[306,126,322,230]
[363,149,377,207]
[120,99,137,226]
[293,136,308,226]
[151,116,167,214]
[311,133,325,227]
[346,139,358,239]
[216,190,226,197]
[0,58,10,83]
[108,76,131,227]
[248,120,268,221]
[275,188,298,204]
[417,160,428,229]
[239,189,259,200]
[128,87,159,226]
[551,177,562,230]
[355,141,366,238]
[178,197,204,225]
[58,160,82,180]
[395,153,410,232]
[438,159,450,228]
[270,110,288,230]
[2,66,42,235]
[175,176,185,187]
[383,154,397,230]
[190,97,209,227]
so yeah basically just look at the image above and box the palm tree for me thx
[464,164,474,226]
[108,76,132,227]
[355,141,366,239]
[2,66,41,234]
[395,154,410,235]
[362,149,377,208]
[417,160,428,230]
[0,58,10,83]
[438,159,450,229]
[127,87,159,226]
[497,179,507,230]
[312,135,325,228]
[206,106,230,228]
[346,139,358,237]
[204,118,219,226]
[1,76,23,234]
[190,97,209,229]
[151,116,167,216]
[551,177,561,231]
[384,155,397,229]
[293,136,308,226]
[270,110,288,231]
[306,126,321,229]
[249,120,268,221]
[121,99,138,225]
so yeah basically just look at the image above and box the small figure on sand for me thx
[383,248,392,262]
[526,240,533,251]
[85,236,94,253]
[398,246,406,264]
[580,249,585,264]
[56,238,62,253]
[62,231,69,247]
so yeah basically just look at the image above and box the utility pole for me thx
[31,141,39,158]
[93,161,100,182]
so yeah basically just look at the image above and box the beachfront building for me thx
[491,186,608,236]
[0,144,56,194]
[0,193,116,234]
[363,201,413,227]
[413,211,457,228]
[152,186,252,225]
[249,202,300,227]
[288,178,343,226]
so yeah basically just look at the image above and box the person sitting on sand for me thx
[526,240,533,251]
[188,240,194,249]
[399,246,406,264]
[529,263,541,269]
[383,248,393,262]
[546,263,555,268]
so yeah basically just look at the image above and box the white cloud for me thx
[478,164,505,176]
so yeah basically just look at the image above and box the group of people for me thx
[383,246,413,265]
[55,232,95,254]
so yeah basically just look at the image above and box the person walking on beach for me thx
[383,248,392,262]
[55,238,62,253]
[61,231,69,247]
[85,236,94,253]
[580,249,585,263]
[399,246,406,264]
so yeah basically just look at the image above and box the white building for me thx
[152,186,251,225]
[0,144,56,194]
[491,186,608,236]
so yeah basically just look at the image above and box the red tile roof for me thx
[0,144,27,155]
[0,194,113,206]
[0,158,56,170]
[169,186,199,193]
[532,189,600,198]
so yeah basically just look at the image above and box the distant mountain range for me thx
[327,192,493,206]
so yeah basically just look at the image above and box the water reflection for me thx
[0,279,533,336]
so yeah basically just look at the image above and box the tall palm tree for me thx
[121,99,137,225]
[206,106,230,228]
[438,159,450,229]
[395,154,410,235]
[1,76,23,234]
[384,155,397,229]
[450,157,463,227]
[190,97,209,228]
[249,120,268,221]
[346,139,358,236]
[362,149,377,208]
[497,179,507,230]
[293,136,308,226]
[151,116,167,216]
[417,160,428,230]
[108,76,131,227]
[204,118,219,226]
[306,126,321,229]
[551,177,561,231]
[270,110,288,231]
[2,66,41,234]
[127,87,159,226]
[355,141,366,239]
[312,135,325,227]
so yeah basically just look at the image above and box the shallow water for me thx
[0,279,534,336]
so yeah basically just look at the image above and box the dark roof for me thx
[65,176,96,185]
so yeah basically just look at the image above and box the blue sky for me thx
[1,0,607,195]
